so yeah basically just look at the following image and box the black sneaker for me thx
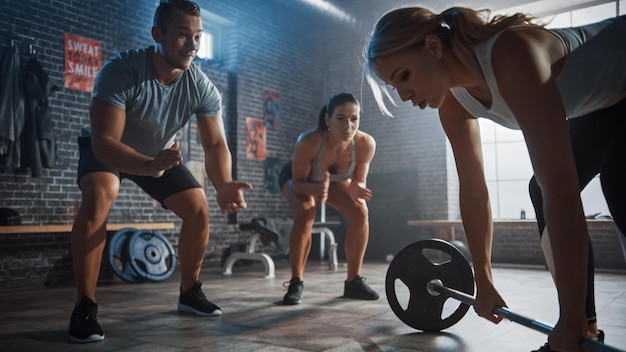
[178,281,222,316]
[343,275,379,300]
[533,330,604,352]
[283,278,303,305]
[68,296,105,343]
[596,329,605,343]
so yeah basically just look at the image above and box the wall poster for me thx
[64,33,102,92]
[262,89,282,129]
[245,117,266,160]
[263,157,283,194]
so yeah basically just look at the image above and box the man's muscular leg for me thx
[71,172,120,305]
[163,188,209,291]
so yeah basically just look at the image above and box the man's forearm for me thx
[93,137,153,176]
[205,144,233,190]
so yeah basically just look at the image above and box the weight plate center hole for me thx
[144,245,161,263]
[421,249,459,321]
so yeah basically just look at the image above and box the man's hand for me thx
[216,181,253,213]
[149,142,183,178]
[348,181,372,203]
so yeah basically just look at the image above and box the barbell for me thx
[385,239,625,352]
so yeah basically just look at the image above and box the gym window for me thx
[196,9,234,64]
[482,0,622,219]
[197,30,215,60]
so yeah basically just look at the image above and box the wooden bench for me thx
[407,219,618,241]
[408,219,626,268]
[0,222,176,234]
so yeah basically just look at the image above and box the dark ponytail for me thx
[317,105,328,130]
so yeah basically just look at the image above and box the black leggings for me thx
[528,98,626,324]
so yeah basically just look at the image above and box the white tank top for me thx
[308,134,356,183]
[450,16,626,129]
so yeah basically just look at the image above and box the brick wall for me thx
[1,1,624,286]
[320,5,453,260]
[0,0,331,285]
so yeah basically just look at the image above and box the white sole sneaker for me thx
[177,303,222,316]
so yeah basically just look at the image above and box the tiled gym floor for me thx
[0,259,625,352]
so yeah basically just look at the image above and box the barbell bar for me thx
[427,279,625,352]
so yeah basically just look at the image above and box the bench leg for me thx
[319,231,326,260]
[618,228,626,265]
[259,253,276,278]
[312,227,338,270]
[222,252,275,278]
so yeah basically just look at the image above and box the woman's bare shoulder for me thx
[491,25,563,72]
[355,130,375,145]
[354,131,376,159]
[296,128,322,144]
[294,129,323,156]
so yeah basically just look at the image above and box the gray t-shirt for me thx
[91,46,221,157]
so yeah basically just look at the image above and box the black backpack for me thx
[0,208,21,225]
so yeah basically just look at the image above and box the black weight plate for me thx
[450,240,472,262]
[107,228,144,283]
[385,238,475,332]
[128,230,176,282]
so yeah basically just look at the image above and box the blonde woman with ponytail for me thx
[366,6,626,352]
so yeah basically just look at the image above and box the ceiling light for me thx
[299,0,356,24]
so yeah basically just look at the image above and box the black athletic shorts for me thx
[277,160,292,190]
[77,136,201,206]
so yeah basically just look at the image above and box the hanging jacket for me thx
[20,56,56,176]
[31,57,57,170]
[0,45,24,168]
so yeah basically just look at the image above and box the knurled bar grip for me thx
[427,279,624,352]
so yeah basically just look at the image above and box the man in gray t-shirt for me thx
[68,0,251,344]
